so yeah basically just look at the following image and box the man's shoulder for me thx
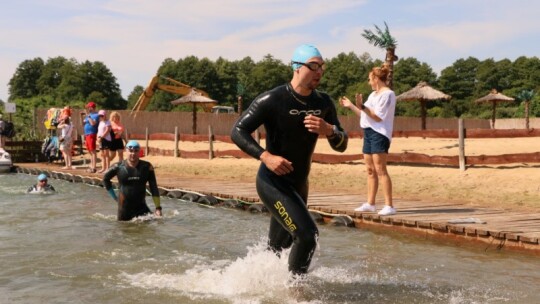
[259,84,287,99]
[313,89,331,100]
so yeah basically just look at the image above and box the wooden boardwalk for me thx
[15,163,540,255]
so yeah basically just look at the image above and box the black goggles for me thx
[126,146,140,152]
[292,61,326,72]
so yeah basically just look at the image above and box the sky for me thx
[1,0,539,103]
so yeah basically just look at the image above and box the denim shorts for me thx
[362,128,390,154]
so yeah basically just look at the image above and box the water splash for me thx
[122,239,317,303]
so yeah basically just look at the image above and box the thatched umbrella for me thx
[171,89,217,134]
[396,81,451,130]
[475,89,514,128]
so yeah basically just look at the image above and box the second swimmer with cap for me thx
[102,140,163,221]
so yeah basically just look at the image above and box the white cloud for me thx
[1,0,540,101]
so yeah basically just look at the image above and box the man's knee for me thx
[294,228,318,249]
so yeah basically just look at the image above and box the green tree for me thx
[243,54,289,108]
[215,57,239,105]
[234,56,256,109]
[127,85,144,111]
[320,51,371,100]
[77,60,125,109]
[8,58,44,100]
[392,57,439,117]
[55,58,84,105]
[37,56,69,98]
[516,89,535,129]
[438,57,480,117]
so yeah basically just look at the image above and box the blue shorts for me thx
[362,128,390,154]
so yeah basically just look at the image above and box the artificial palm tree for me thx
[362,22,398,89]
[516,89,535,129]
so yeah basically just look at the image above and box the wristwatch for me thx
[361,104,366,110]
[328,125,339,138]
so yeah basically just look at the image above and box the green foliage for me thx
[127,85,144,110]
[8,56,126,108]
[320,52,372,100]
[8,58,44,99]
[393,57,437,94]
[362,22,398,49]
[7,51,540,135]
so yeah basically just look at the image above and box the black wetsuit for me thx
[231,83,348,274]
[103,160,160,221]
[27,184,55,193]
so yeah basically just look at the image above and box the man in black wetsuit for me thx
[102,140,162,221]
[231,44,348,275]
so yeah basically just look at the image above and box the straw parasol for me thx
[475,89,515,128]
[171,89,218,134]
[396,81,451,130]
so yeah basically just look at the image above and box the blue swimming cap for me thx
[291,44,322,70]
[37,173,48,181]
[125,140,140,150]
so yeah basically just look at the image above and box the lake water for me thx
[1,173,539,304]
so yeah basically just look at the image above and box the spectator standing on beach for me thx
[231,44,348,275]
[339,65,397,215]
[109,111,125,163]
[81,102,99,173]
[102,140,162,221]
[57,116,74,169]
[96,110,112,173]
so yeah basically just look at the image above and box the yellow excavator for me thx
[130,74,214,116]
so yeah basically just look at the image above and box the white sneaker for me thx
[378,205,396,216]
[354,203,376,212]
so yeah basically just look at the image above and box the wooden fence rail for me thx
[6,122,540,169]
[124,121,540,169]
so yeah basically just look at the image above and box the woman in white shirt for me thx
[57,116,74,169]
[340,65,397,216]
[96,110,112,173]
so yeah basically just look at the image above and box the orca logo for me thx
[289,109,322,116]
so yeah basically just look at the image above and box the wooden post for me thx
[32,107,37,138]
[192,104,197,135]
[237,96,243,115]
[458,118,466,171]
[81,134,86,166]
[174,126,179,158]
[208,125,214,159]
[145,127,149,156]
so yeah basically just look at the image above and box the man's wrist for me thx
[327,125,338,138]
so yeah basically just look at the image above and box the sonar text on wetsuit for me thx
[231,83,348,274]
[103,160,160,221]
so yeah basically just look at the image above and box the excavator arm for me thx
[130,75,210,115]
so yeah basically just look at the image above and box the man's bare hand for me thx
[304,114,332,136]
[260,151,293,175]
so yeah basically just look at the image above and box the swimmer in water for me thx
[27,173,56,193]
[102,140,162,221]
[231,44,348,275]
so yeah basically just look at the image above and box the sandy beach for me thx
[132,137,540,212]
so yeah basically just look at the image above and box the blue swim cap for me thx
[291,44,322,70]
[37,173,48,181]
[125,140,140,150]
